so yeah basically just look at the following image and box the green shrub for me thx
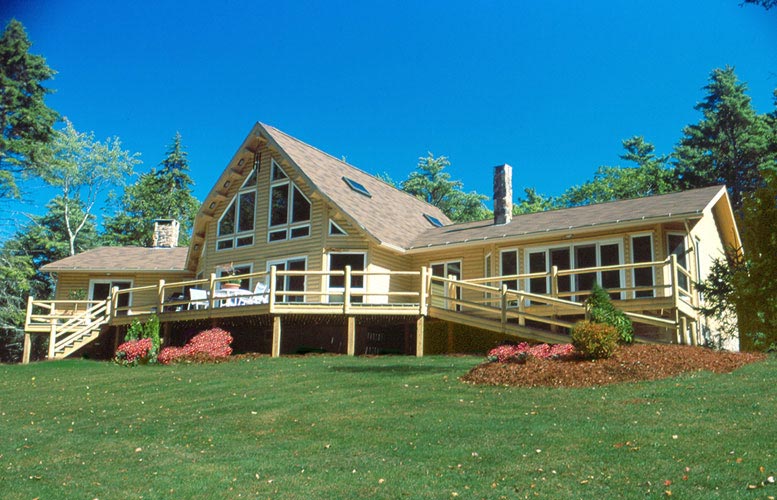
[586,284,633,343]
[119,315,161,363]
[571,321,619,359]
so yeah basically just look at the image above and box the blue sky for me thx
[3,0,776,231]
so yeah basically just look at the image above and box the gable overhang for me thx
[186,123,268,271]
[406,211,706,255]
[703,186,742,253]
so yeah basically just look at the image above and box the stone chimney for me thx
[152,219,180,248]
[493,164,513,225]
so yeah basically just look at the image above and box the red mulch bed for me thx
[461,344,767,388]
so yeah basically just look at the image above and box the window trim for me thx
[666,231,690,292]
[430,259,462,311]
[267,159,312,243]
[266,255,308,302]
[216,262,253,290]
[328,219,347,236]
[326,252,367,303]
[630,233,655,299]
[216,171,257,251]
[523,239,625,300]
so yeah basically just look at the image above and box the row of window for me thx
[435,233,690,304]
[217,160,353,251]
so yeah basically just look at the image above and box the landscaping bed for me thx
[462,344,767,388]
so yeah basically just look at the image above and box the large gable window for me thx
[268,160,311,242]
[217,171,257,251]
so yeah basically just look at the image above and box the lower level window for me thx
[268,257,307,302]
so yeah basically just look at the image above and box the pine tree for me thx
[103,132,199,246]
[401,153,489,223]
[0,19,58,199]
[674,67,773,211]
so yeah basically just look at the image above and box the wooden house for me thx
[24,123,741,362]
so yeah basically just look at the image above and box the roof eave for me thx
[406,211,705,254]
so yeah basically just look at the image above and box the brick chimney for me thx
[493,164,513,225]
[152,219,180,248]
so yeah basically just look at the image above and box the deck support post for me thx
[681,316,690,345]
[22,296,34,364]
[415,316,425,357]
[500,285,508,332]
[419,266,428,316]
[347,316,356,356]
[690,320,699,346]
[22,333,32,364]
[157,279,166,314]
[447,322,454,353]
[670,255,682,343]
[271,316,282,357]
[162,322,171,347]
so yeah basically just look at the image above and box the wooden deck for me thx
[23,256,702,362]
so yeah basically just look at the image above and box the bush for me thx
[487,342,574,363]
[115,338,153,366]
[571,321,619,359]
[586,284,633,343]
[121,315,161,363]
[158,328,233,364]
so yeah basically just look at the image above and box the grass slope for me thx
[0,355,775,499]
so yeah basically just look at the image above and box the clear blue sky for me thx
[3,1,776,228]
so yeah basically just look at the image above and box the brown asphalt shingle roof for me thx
[41,247,190,272]
[262,124,452,250]
[408,185,725,250]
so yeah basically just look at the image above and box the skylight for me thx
[343,177,371,197]
[424,214,444,228]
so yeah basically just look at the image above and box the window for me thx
[525,241,623,301]
[500,250,518,291]
[217,263,252,290]
[90,280,132,315]
[328,253,366,303]
[431,261,462,311]
[217,172,257,250]
[343,176,371,197]
[667,233,689,292]
[329,219,347,236]
[631,235,654,298]
[268,160,311,242]
[424,214,444,227]
[268,256,307,302]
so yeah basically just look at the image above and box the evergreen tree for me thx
[559,136,678,207]
[674,67,773,211]
[0,19,58,199]
[401,153,490,223]
[512,187,558,215]
[103,132,199,246]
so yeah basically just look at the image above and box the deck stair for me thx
[24,299,111,360]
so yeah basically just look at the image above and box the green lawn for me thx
[1,355,775,499]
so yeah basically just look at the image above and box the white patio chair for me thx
[188,288,209,310]
[239,281,269,305]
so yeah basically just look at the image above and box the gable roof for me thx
[408,185,730,251]
[260,124,452,250]
[41,247,190,273]
[187,123,452,269]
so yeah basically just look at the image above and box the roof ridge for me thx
[260,123,452,221]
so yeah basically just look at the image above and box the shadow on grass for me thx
[329,365,444,374]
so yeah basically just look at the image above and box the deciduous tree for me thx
[37,119,139,255]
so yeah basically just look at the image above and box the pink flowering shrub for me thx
[158,328,233,364]
[115,338,153,365]
[487,342,574,363]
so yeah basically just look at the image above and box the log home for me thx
[24,123,741,362]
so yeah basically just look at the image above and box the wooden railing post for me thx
[500,285,508,331]
[157,279,166,314]
[48,303,57,359]
[269,266,277,313]
[550,265,559,299]
[344,265,352,314]
[669,255,682,343]
[111,286,119,320]
[419,267,428,316]
[208,273,217,309]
